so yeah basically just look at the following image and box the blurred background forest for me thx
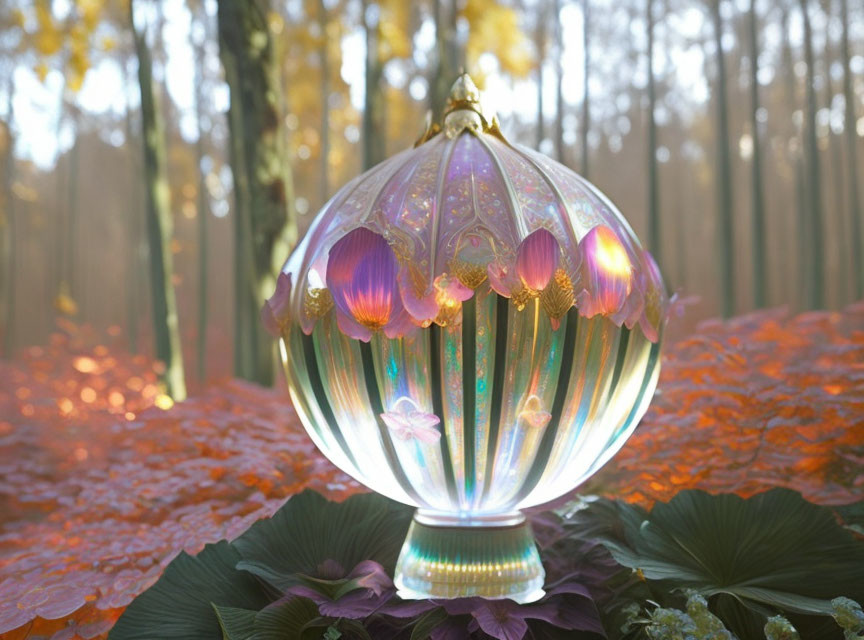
[0,0,862,398]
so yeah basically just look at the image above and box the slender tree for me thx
[839,0,862,297]
[747,0,767,307]
[362,0,386,170]
[580,0,590,177]
[430,0,461,122]
[319,0,330,202]
[191,2,211,381]
[218,0,296,386]
[535,1,547,149]
[799,0,824,309]
[822,0,848,303]
[646,0,660,263]
[130,0,187,399]
[710,0,735,317]
[1,76,15,357]
[553,0,565,163]
[123,61,141,354]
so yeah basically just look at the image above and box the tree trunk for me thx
[130,0,187,400]
[535,2,547,150]
[799,0,824,309]
[1,77,15,358]
[362,0,386,170]
[748,0,767,308]
[66,109,81,309]
[553,0,565,163]
[646,0,660,264]
[123,64,141,354]
[319,0,330,203]
[430,0,461,122]
[839,0,862,297]
[218,0,296,386]
[781,7,802,306]
[822,0,848,303]
[191,7,210,382]
[580,0,590,177]
[710,0,735,317]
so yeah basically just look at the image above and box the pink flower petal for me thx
[336,310,373,342]
[398,270,439,324]
[261,272,293,337]
[575,226,632,318]
[381,397,441,443]
[487,259,519,297]
[516,229,560,291]
[412,425,442,443]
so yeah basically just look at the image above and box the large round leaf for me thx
[233,490,414,591]
[591,488,864,617]
[108,541,273,639]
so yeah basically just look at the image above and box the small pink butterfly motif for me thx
[381,396,441,443]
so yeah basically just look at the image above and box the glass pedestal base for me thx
[394,511,545,603]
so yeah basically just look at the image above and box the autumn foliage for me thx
[1,303,863,638]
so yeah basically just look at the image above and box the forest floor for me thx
[1,304,863,639]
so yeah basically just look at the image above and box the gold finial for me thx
[415,73,507,145]
[447,73,482,108]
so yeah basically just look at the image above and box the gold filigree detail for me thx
[449,258,488,289]
[414,110,442,147]
[644,287,661,329]
[511,286,532,311]
[540,269,575,320]
[304,288,334,319]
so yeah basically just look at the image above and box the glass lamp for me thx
[264,75,669,603]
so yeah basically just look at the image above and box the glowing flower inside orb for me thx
[575,225,633,319]
[381,396,441,443]
[518,395,552,429]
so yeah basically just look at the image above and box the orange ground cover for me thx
[1,305,863,639]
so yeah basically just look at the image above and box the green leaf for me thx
[409,607,449,640]
[213,604,257,640]
[251,596,321,640]
[233,490,413,591]
[588,489,864,625]
[835,501,864,536]
[109,541,273,640]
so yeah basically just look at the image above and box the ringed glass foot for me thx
[394,511,545,603]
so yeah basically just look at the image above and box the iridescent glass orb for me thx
[265,75,669,603]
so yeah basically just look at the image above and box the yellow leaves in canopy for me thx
[76,0,103,31]
[462,0,534,78]
[11,9,26,29]
[21,0,109,91]
[35,62,50,83]
[377,0,412,62]
[268,11,285,36]
[34,4,63,56]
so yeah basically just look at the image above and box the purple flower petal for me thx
[327,228,400,334]
[516,229,560,292]
[575,226,632,318]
